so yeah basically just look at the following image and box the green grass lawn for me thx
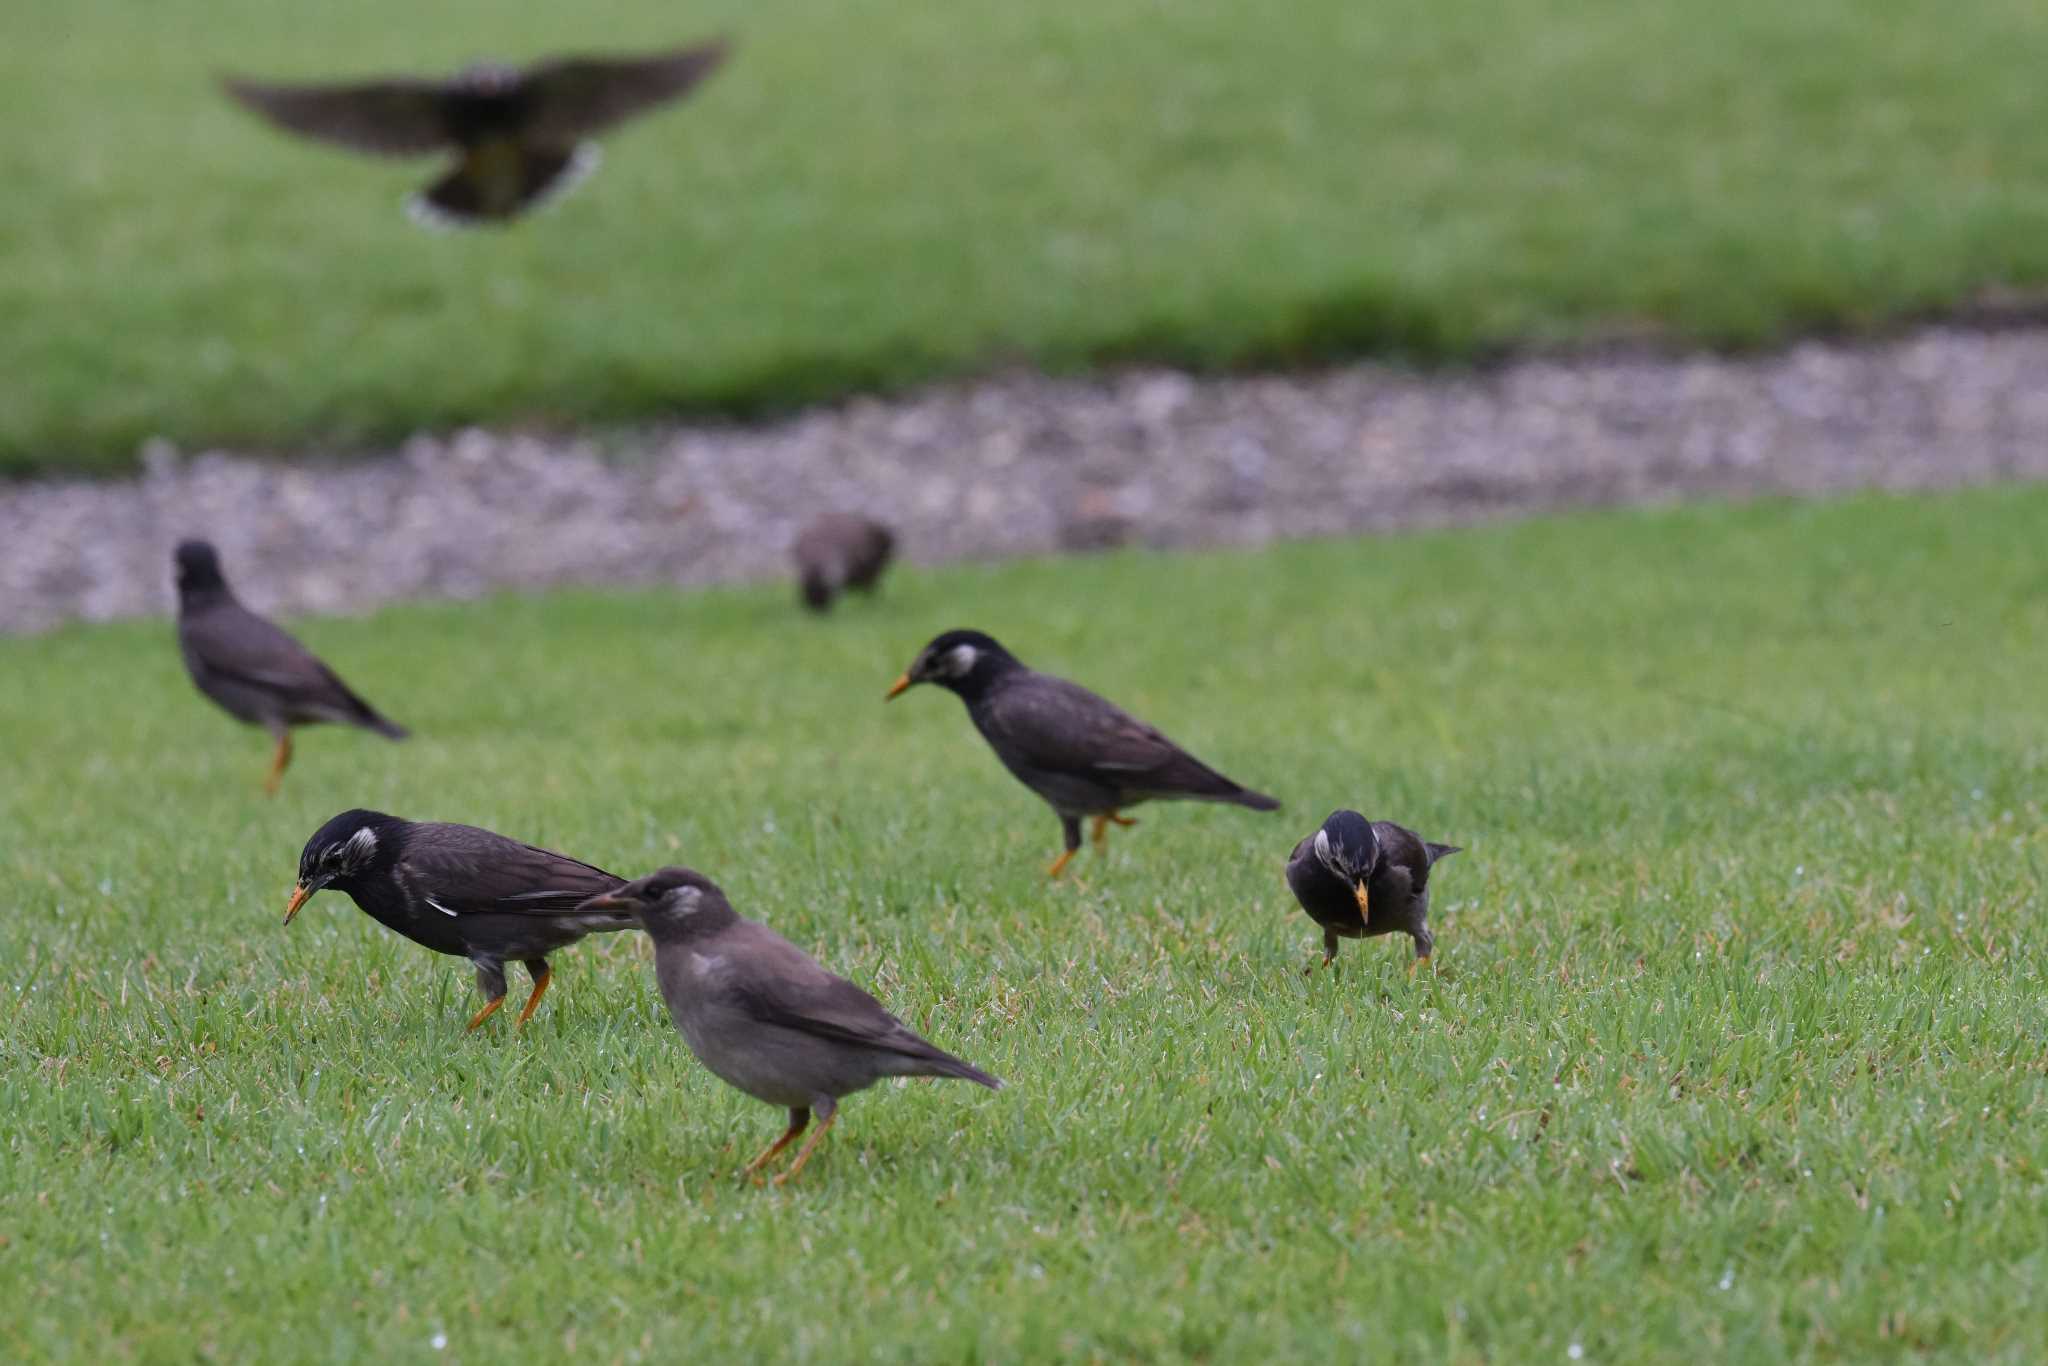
[3,489,2044,1360]
[6,0,2048,472]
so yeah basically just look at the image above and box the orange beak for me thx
[282,883,314,926]
[884,672,912,701]
[1353,880,1370,924]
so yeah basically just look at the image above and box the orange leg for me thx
[514,967,552,1027]
[1046,848,1076,879]
[742,1109,810,1178]
[1408,955,1435,977]
[771,1110,839,1186]
[262,733,293,796]
[1088,812,1139,848]
[465,995,506,1031]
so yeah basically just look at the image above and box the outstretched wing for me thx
[982,675,1251,799]
[521,40,731,142]
[398,823,625,918]
[221,75,450,155]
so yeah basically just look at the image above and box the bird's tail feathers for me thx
[1426,842,1462,863]
[1233,789,1282,812]
[918,1050,1004,1091]
[366,714,410,741]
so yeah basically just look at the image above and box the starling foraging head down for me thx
[792,513,896,613]
[886,629,1280,876]
[174,540,407,794]
[580,868,1001,1186]
[220,39,730,226]
[285,810,633,1029]
[1285,809,1461,973]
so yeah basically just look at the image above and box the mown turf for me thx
[2,489,2043,1361]
[7,0,2048,470]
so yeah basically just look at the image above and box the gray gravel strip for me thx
[4,323,2045,635]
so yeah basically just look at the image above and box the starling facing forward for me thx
[285,810,632,1029]
[175,540,407,794]
[1285,809,1461,972]
[792,513,895,612]
[887,629,1280,876]
[581,868,1001,1185]
[221,39,729,226]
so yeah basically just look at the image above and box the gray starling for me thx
[284,809,632,1029]
[174,540,406,794]
[792,513,896,612]
[580,868,1001,1185]
[886,629,1280,876]
[1285,809,1461,972]
[220,39,730,226]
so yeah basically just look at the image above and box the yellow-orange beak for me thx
[1353,880,1370,923]
[282,883,314,926]
[884,672,912,701]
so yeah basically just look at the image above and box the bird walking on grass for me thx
[581,868,1001,1186]
[886,629,1280,876]
[1285,809,1460,972]
[284,810,631,1029]
[220,39,730,226]
[174,540,407,794]
[792,513,895,612]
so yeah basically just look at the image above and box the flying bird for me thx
[1285,809,1461,972]
[886,629,1280,876]
[284,809,632,1029]
[792,513,896,613]
[220,39,730,226]
[174,540,407,794]
[582,868,1001,1185]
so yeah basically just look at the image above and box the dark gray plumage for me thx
[1285,809,1461,971]
[220,39,729,226]
[886,629,1280,876]
[792,513,895,612]
[581,868,1001,1185]
[284,809,633,1029]
[174,540,406,794]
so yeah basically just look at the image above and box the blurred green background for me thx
[5,0,2047,472]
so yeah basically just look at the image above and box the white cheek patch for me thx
[1313,828,1333,867]
[672,886,703,915]
[945,643,979,676]
[344,827,378,863]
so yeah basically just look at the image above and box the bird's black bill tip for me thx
[884,672,912,701]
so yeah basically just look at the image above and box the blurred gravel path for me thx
[4,323,2045,635]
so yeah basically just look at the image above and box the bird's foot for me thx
[1046,849,1076,879]
[465,995,506,1031]
[1408,955,1434,977]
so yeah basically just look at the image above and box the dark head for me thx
[577,866,739,942]
[799,567,835,612]
[283,809,406,924]
[173,540,229,599]
[885,629,1023,702]
[1313,810,1381,915]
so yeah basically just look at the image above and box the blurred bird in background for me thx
[220,39,730,226]
[792,513,896,613]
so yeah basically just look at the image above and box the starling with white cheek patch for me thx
[581,868,1001,1186]
[220,39,729,226]
[284,810,632,1029]
[174,540,407,795]
[792,513,895,612]
[886,629,1280,876]
[1285,809,1461,973]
